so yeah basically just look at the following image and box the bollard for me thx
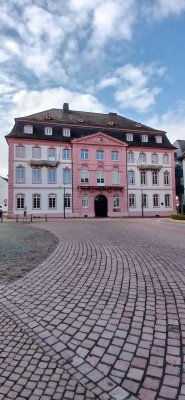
[0,211,3,222]
[31,214,32,223]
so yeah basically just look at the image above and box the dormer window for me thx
[45,126,52,136]
[24,125,33,134]
[108,120,114,126]
[141,135,148,142]
[156,135,162,143]
[63,128,71,137]
[126,133,133,141]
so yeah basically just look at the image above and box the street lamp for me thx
[141,186,144,218]
[63,184,66,219]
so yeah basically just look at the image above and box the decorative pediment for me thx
[72,132,127,147]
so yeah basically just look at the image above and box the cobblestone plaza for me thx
[0,219,185,400]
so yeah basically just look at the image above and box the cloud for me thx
[98,63,165,112]
[145,0,185,20]
[144,101,185,143]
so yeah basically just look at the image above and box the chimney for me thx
[63,103,69,113]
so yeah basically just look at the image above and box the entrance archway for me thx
[94,195,108,217]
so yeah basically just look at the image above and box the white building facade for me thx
[0,176,8,213]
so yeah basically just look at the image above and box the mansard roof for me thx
[6,105,175,150]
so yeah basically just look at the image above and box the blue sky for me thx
[0,0,185,176]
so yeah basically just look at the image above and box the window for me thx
[96,150,104,160]
[33,168,41,184]
[163,154,169,164]
[48,148,56,161]
[81,170,89,183]
[82,195,88,208]
[48,168,56,183]
[16,145,25,158]
[151,153,158,164]
[126,133,133,141]
[16,194,25,209]
[127,152,134,163]
[112,170,120,184]
[97,170,104,185]
[142,194,147,208]
[63,168,71,184]
[153,194,159,207]
[63,128,71,137]
[49,194,56,209]
[80,150,89,160]
[129,194,136,208]
[33,194,41,209]
[164,171,170,185]
[156,136,162,143]
[32,146,41,159]
[152,171,159,185]
[24,125,33,134]
[113,194,119,208]
[139,153,146,163]
[141,135,148,142]
[140,171,147,185]
[165,194,171,207]
[64,194,71,208]
[16,166,25,183]
[63,149,71,160]
[45,126,52,136]
[111,151,119,161]
[128,170,135,184]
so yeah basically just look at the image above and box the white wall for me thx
[0,177,8,212]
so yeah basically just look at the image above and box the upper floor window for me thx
[63,128,71,137]
[139,152,146,163]
[152,171,159,185]
[113,194,120,208]
[45,126,52,136]
[63,168,71,184]
[48,147,56,161]
[81,170,89,183]
[97,170,104,185]
[112,171,120,184]
[111,151,119,161]
[129,194,136,208]
[96,150,104,160]
[16,194,25,209]
[64,193,71,208]
[16,145,25,158]
[127,151,134,163]
[151,153,158,164]
[80,150,89,160]
[32,146,41,159]
[16,166,25,183]
[63,149,71,160]
[156,136,162,144]
[49,194,56,209]
[165,194,171,207]
[140,171,147,185]
[82,195,88,208]
[126,133,133,141]
[33,168,41,184]
[164,171,170,185]
[24,125,33,134]
[163,154,170,164]
[48,168,56,184]
[128,170,135,185]
[153,194,159,207]
[141,135,148,142]
[33,194,41,209]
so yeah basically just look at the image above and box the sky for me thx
[0,0,185,177]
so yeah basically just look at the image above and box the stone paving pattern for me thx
[0,219,185,399]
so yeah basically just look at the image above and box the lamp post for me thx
[141,186,144,218]
[63,184,66,219]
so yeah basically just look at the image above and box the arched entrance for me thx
[94,195,108,217]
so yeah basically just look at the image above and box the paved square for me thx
[0,218,185,399]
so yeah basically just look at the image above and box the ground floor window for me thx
[113,194,119,208]
[82,195,88,208]
[153,194,159,207]
[129,194,136,207]
[49,194,56,209]
[33,194,41,209]
[165,194,171,207]
[142,194,148,208]
[64,194,71,208]
[16,194,25,209]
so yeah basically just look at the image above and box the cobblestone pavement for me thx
[1,219,185,400]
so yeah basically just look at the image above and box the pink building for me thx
[6,103,176,218]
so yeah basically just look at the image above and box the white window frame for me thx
[140,171,147,185]
[152,171,159,185]
[24,125,33,134]
[128,170,135,185]
[142,194,148,208]
[49,194,56,209]
[153,194,159,207]
[33,168,41,184]
[48,148,56,161]
[151,153,158,164]
[63,128,71,137]
[63,149,71,160]
[80,150,89,160]
[129,194,136,208]
[112,170,120,185]
[45,126,53,136]
[165,194,171,207]
[111,151,119,161]
[63,168,71,184]
[96,150,104,160]
[163,154,170,164]
[33,146,41,159]
[16,194,25,209]
[81,170,89,183]
[64,194,71,208]
[82,195,88,208]
[141,135,148,142]
[164,171,170,185]
[113,194,120,208]
[126,133,133,141]
[33,194,41,209]
[156,136,162,143]
[48,168,56,184]
[97,170,104,186]
[16,145,25,158]
[127,152,134,163]
[139,153,146,163]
